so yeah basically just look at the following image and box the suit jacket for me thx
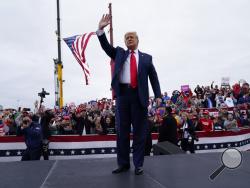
[97,33,161,107]
[180,119,197,139]
[158,114,178,145]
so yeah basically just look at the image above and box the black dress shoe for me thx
[112,165,130,174]
[135,167,143,175]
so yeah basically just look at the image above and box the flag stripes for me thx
[64,32,95,85]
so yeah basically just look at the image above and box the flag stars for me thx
[101,149,105,153]
[81,150,85,154]
[17,151,22,155]
[91,149,95,154]
[60,150,64,155]
[5,151,10,156]
[50,150,54,155]
[71,150,75,155]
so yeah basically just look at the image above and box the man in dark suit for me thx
[158,107,178,145]
[97,14,162,175]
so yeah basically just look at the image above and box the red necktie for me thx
[130,51,138,88]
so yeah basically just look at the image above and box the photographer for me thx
[17,115,42,161]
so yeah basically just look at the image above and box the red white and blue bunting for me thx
[1,129,250,161]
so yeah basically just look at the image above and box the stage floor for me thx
[1,152,250,188]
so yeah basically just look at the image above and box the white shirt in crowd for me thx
[215,95,224,107]
[224,97,235,107]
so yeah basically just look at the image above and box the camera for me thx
[38,88,50,98]
[38,88,50,104]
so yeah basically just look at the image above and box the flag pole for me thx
[109,3,113,46]
[108,3,115,99]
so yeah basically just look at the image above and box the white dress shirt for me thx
[119,49,139,84]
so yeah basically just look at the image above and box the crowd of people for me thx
[0,82,250,138]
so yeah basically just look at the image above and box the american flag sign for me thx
[63,32,95,85]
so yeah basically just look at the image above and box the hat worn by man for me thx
[203,110,209,115]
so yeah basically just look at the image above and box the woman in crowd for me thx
[179,112,198,153]
[224,113,239,131]
[102,116,116,134]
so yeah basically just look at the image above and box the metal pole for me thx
[56,0,63,108]
[57,0,62,63]
[54,59,59,107]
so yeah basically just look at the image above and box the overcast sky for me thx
[0,0,250,109]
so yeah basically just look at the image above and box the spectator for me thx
[171,90,180,104]
[194,85,204,98]
[213,116,224,130]
[61,116,73,135]
[240,111,250,127]
[198,111,213,132]
[102,116,116,134]
[224,113,239,131]
[193,94,203,108]
[224,92,237,107]
[85,111,95,134]
[202,92,213,108]
[71,108,87,135]
[190,115,199,131]
[162,92,170,103]
[94,113,103,135]
[232,83,241,100]
[238,83,250,105]
[158,107,178,145]
[0,116,9,136]
[215,90,225,107]
[179,112,198,153]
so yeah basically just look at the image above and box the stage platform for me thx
[1,152,250,188]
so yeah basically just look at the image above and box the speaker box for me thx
[153,141,185,155]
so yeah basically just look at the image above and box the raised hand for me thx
[98,14,111,30]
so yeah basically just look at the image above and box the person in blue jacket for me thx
[17,115,43,161]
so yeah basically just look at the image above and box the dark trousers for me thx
[42,140,49,160]
[21,147,42,161]
[144,130,152,156]
[116,86,148,168]
[77,125,91,135]
[181,139,195,153]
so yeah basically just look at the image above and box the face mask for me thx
[0,120,2,124]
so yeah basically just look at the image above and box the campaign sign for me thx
[181,85,190,92]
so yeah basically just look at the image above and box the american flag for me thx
[63,32,95,85]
